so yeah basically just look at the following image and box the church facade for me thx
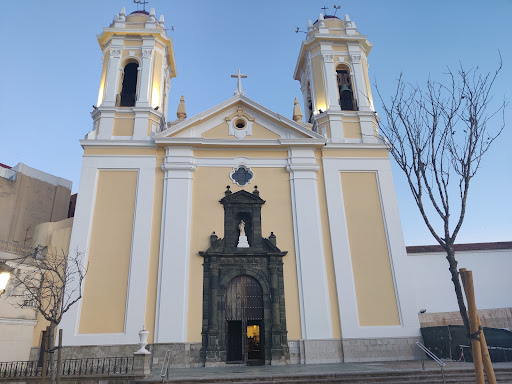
[59,7,420,364]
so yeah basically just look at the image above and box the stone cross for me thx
[231,69,247,96]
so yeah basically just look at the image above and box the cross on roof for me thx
[231,69,247,96]
[134,0,148,12]
[321,5,329,14]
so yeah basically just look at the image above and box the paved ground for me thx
[152,360,512,381]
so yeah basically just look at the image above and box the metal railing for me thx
[116,93,136,107]
[62,357,133,376]
[416,342,446,384]
[0,240,34,256]
[0,357,133,378]
[160,350,171,381]
[0,361,41,378]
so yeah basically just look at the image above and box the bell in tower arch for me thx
[336,68,356,111]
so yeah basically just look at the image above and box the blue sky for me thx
[0,0,510,245]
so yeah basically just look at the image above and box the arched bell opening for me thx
[118,61,139,107]
[336,64,357,111]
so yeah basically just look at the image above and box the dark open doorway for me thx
[225,275,265,365]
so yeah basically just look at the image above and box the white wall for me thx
[410,248,512,314]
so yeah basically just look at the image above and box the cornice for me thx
[80,139,156,149]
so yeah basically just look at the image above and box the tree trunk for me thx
[48,322,57,383]
[445,245,470,334]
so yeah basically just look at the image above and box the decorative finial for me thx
[158,15,165,26]
[149,8,156,22]
[345,14,356,29]
[225,185,232,196]
[210,232,218,245]
[269,232,276,246]
[120,7,126,19]
[308,20,313,32]
[253,185,259,196]
[293,98,303,122]
[231,69,247,96]
[318,13,325,27]
[177,95,187,120]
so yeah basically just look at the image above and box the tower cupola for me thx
[294,12,378,143]
[87,7,176,141]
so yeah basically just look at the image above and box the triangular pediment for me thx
[220,189,266,205]
[154,94,325,145]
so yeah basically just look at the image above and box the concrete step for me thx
[150,368,512,384]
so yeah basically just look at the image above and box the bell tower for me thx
[87,7,176,141]
[294,13,377,143]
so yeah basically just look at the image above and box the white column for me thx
[59,155,156,345]
[287,147,332,340]
[320,48,340,112]
[102,40,123,107]
[137,39,155,107]
[348,46,370,111]
[155,146,196,342]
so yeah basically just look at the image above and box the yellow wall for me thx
[361,56,375,109]
[201,122,281,140]
[83,148,157,156]
[187,167,302,342]
[194,149,288,159]
[113,118,135,136]
[97,50,110,106]
[340,172,400,326]
[151,52,163,108]
[79,171,138,334]
[342,121,362,139]
[312,55,327,112]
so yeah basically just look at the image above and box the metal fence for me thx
[0,357,133,378]
[0,240,34,256]
[0,361,40,378]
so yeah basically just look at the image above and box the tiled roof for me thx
[407,242,512,254]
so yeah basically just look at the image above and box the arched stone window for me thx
[119,62,138,106]
[336,64,356,111]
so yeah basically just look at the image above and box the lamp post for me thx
[0,262,11,297]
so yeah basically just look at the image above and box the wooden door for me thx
[225,275,264,363]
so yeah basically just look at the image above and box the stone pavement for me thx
[144,360,512,382]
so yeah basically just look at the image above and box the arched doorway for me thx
[225,275,265,365]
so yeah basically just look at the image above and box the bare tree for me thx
[8,248,87,381]
[376,57,506,334]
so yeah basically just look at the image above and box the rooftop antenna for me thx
[321,5,329,14]
[134,0,148,12]
[333,5,341,17]
[295,27,307,35]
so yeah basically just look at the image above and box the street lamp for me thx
[0,262,11,297]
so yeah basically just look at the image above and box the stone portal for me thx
[200,186,289,366]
